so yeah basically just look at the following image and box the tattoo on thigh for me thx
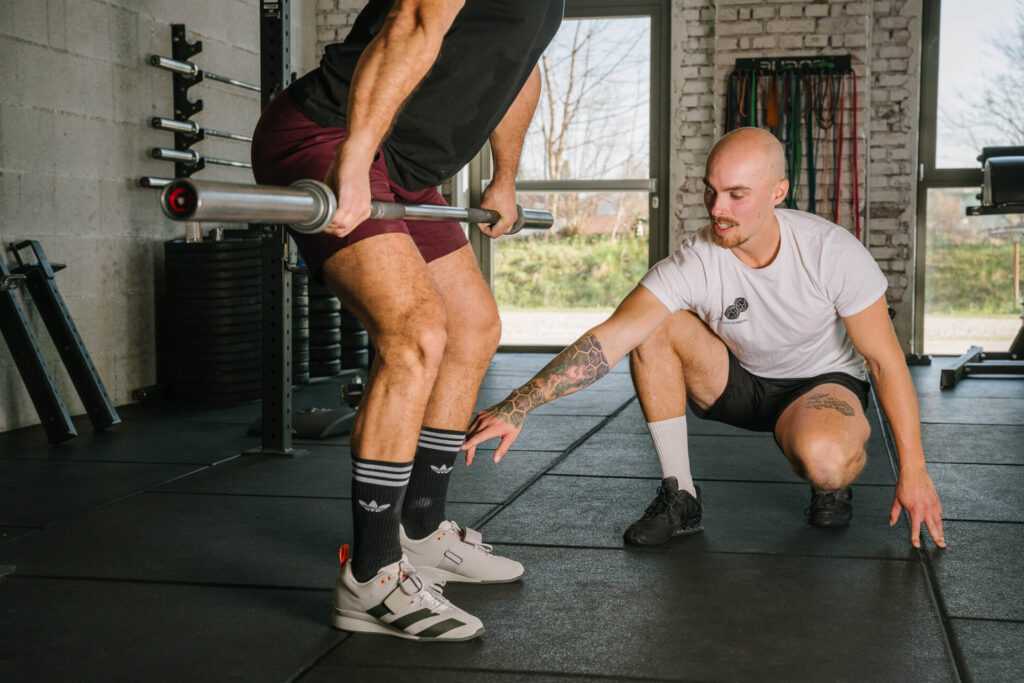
[804,392,855,416]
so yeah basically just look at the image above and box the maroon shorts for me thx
[250,91,468,277]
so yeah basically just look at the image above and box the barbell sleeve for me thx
[159,179,554,235]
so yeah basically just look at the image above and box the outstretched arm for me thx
[324,0,465,236]
[843,296,946,549]
[478,66,542,237]
[463,286,670,464]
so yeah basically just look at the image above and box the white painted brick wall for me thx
[0,0,318,432]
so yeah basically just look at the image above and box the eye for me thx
[730,193,744,200]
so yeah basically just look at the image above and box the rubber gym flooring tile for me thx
[0,459,203,527]
[920,423,1024,465]
[948,618,1024,683]
[301,667,614,683]
[317,546,956,682]
[916,394,1024,425]
[476,387,634,416]
[488,353,631,375]
[0,418,257,465]
[0,491,491,587]
[924,520,1024,621]
[0,576,342,683]
[480,475,916,560]
[0,528,36,546]
[909,362,1024,398]
[477,368,638,394]
[550,432,897,485]
[487,413,606,452]
[929,463,1024,522]
[157,446,561,505]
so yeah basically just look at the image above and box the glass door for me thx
[472,2,668,349]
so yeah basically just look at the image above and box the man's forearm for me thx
[342,2,463,168]
[870,359,928,476]
[493,332,610,427]
[488,66,541,188]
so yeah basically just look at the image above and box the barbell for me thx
[159,179,554,235]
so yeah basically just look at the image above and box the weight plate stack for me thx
[292,269,310,385]
[339,308,371,370]
[309,280,342,377]
[162,235,262,402]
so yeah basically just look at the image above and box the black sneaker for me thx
[806,486,853,527]
[623,477,703,546]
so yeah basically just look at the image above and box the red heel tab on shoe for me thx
[339,544,350,566]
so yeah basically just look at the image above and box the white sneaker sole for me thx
[429,565,525,584]
[332,609,484,642]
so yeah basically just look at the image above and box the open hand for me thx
[462,404,524,465]
[890,471,946,549]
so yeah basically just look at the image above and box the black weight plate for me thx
[310,328,341,345]
[309,298,341,313]
[166,337,262,353]
[292,315,310,328]
[293,349,310,362]
[309,312,341,329]
[310,343,341,362]
[293,296,309,308]
[167,275,262,291]
[165,266,262,282]
[169,323,264,338]
[169,284,262,300]
[165,238,260,253]
[310,360,342,377]
[164,293,262,309]
[340,348,371,369]
[163,357,263,373]
[165,256,261,270]
[174,370,263,385]
[292,327,310,340]
[338,310,364,331]
[340,329,369,349]
[165,311,262,327]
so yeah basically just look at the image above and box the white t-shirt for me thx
[639,209,887,380]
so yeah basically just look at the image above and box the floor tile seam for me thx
[940,517,1024,526]
[873,383,967,683]
[2,572,334,593]
[542,472,898,487]
[920,419,1024,427]
[948,615,1024,626]
[486,540,921,563]
[287,632,353,683]
[0,466,215,541]
[0,456,227,467]
[472,397,639,531]
[307,661,677,682]
[147,489,348,501]
[930,461,1024,467]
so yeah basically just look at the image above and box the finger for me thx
[909,509,922,548]
[464,442,476,466]
[493,437,512,463]
[927,514,947,549]
[889,497,903,527]
[476,223,497,238]
[462,427,495,451]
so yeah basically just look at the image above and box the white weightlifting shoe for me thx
[400,520,524,584]
[332,545,484,641]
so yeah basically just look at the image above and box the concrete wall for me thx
[0,0,317,433]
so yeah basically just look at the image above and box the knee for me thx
[791,438,865,490]
[631,318,674,365]
[374,309,449,381]
[448,299,501,357]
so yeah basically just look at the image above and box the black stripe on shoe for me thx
[390,608,439,630]
[415,618,466,639]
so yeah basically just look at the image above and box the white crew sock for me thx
[647,416,696,497]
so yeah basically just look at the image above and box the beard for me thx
[709,217,743,248]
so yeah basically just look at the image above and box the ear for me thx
[772,179,789,207]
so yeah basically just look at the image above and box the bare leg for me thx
[774,383,870,490]
[320,233,448,464]
[422,245,501,430]
[629,310,730,420]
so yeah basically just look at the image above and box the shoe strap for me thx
[456,524,493,553]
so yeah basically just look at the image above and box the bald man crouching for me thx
[463,127,947,550]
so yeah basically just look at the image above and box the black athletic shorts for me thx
[688,351,871,434]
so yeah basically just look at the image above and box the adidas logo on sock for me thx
[430,464,454,475]
[358,499,391,513]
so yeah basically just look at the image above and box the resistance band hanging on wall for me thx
[725,56,861,240]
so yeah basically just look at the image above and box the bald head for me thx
[706,127,787,182]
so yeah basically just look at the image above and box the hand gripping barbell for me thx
[159,178,554,235]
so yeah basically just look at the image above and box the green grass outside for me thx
[494,234,648,310]
[926,240,1022,315]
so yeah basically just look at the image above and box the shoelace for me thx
[805,489,841,515]
[397,560,449,610]
[640,484,679,520]
[450,522,494,554]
